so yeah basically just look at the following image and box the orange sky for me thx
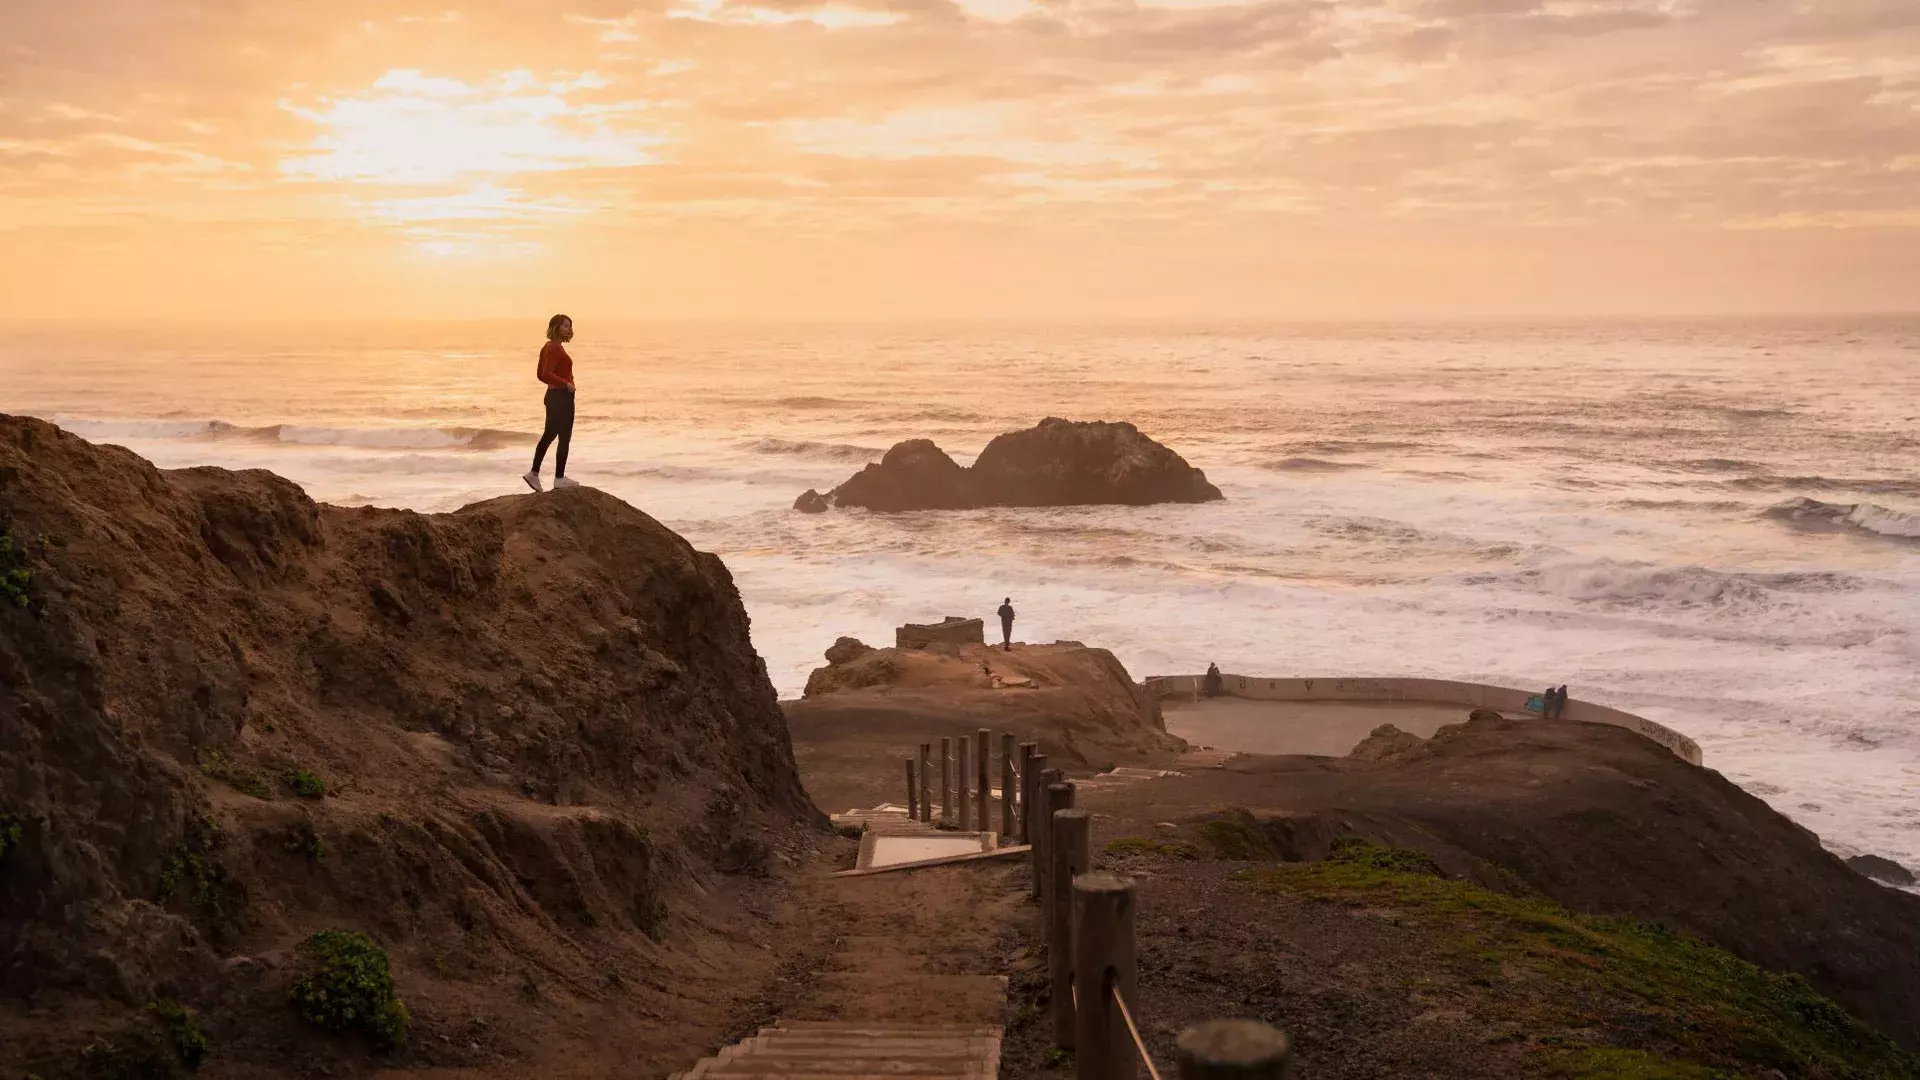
[3,0,1918,320]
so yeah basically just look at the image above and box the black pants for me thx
[1001,618,1013,646]
[532,387,575,477]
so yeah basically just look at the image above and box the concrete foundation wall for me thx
[1144,673,1703,766]
[897,616,986,650]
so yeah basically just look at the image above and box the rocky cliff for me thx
[0,416,817,1076]
[786,638,1186,814]
[795,418,1222,512]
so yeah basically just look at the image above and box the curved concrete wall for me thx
[1144,673,1703,766]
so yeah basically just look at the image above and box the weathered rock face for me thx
[827,439,975,512]
[791,639,1186,765]
[823,636,873,665]
[970,418,1223,507]
[895,617,984,650]
[807,419,1222,512]
[0,416,816,1071]
[1347,723,1424,762]
[1848,854,1917,886]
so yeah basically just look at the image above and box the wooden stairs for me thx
[669,1022,1001,1080]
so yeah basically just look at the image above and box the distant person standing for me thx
[997,598,1015,651]
[1555,685,1571,719]
[524,313,581,492]
[1202,663,1224,698]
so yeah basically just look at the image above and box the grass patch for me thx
[284,768,327,799]
[290,930,410,1049]
[1105,836,1200,860]
[1243,838,1920,1079]
[1543,1046,1729,1079]
[197,749,271,799]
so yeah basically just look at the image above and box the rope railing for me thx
[1045,804,1294,1080]
[900,736,1293,1077]
[1112,982,1166,1080]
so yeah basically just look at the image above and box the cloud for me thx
[1,0,1916,316]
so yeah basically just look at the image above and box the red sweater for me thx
[537,341,574,389]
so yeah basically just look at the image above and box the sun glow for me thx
[281,69,664,185]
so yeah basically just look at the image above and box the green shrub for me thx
[196,749,270,799]
[0,813,21,862]
[75,1001,208,1078]
[0,527,47,614]
[290,930,410,1049]
[1104,836,1200,860]
[157,817,244,924]
[285,769,326,799]
[148,1001,210,1070]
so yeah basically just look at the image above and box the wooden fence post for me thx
[939,738,953,826]
[1040,782,1075,943]
[1018,743,1038,842]
[1175,1021,1292,1080]
[1001,732,1018,839]
[1026,754,1050,897]
[957,738,972,830]
[919,743,932,823]
[1050,808,1092,1049]
[1074,872,1138,1080]
[976,729,992,839]
[905,759,918,820]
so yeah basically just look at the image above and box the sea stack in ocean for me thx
[795,417,1222,512]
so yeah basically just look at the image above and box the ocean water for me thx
[3,318,1917,873]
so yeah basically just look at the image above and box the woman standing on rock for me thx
[524,314,581,492]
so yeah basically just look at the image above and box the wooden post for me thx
[957,738,972,830]
[1073,872,1138,1080]
[905,759,918,820]
[1175,1021,1292,1080]
[1026,754,1050,898]
[939,738,953,826]
[1050,808,1092,1049]
[1018,743,1038,842]
[918,743,933,823]
[1000,733,1017,838]
[1040,782,1076,943]
[976,729,992,839]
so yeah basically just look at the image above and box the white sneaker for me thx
[522,470,543,492]
[553,476,582,489]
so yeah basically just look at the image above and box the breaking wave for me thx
[743,437,884,462]
[51,416,532,451]
[1463,559,1866,608]
[1263,457,1368,472]
[1724,476,1920,497]
[1764,498,1920,540]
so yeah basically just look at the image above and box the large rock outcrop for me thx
[0,416,816,1076]
[805,419,1222,512]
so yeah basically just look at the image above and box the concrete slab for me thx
[836,844,1030,878]
[871,835,989,866]
[1163,697,1487,757]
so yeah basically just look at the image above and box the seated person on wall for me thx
[1202,663,1224,698]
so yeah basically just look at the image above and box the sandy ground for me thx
[1163,697,1494,756]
